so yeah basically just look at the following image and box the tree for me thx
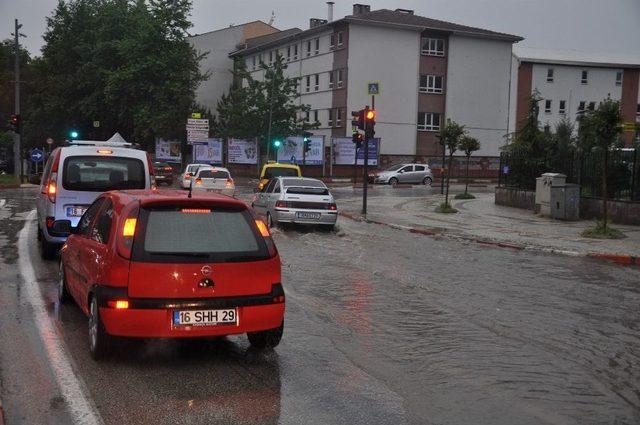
[25,0,206,150]
[215,54,318,160]
[457,135,480,197]
[438,119,465,211]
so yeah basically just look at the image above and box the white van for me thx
[36,136,154,259]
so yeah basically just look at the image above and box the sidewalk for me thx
[337,189,640,264]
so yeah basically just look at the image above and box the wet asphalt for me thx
[1,186,639,424]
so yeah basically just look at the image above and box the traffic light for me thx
[273,139,281,148]
[9,114,20,134]
[351,110,365,130]
[69,130,79,139]
[365,108,376,140]
[302,132,312,154]
[352,132,363,149]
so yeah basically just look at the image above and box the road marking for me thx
[18,210,103,425]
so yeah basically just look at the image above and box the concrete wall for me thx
[446,36,513,156]
[347,24,420,156]
[580,197,640,225]
[532,63,623,131]
[495,187,536,211]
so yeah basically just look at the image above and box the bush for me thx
[454,192,475,200]
[581,221,625,239]
[435,202,458,213]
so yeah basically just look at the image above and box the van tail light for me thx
[195,178,202,185]
[47,172,58,203]
[255,219,277,257]
[226,178,234,188]
[117,207,139,259]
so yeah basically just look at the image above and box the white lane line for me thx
[18,210,103,425]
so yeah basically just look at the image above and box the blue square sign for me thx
[367,82,380,95]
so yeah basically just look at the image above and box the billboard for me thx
[228,139,258,164]
[276,136,323,165]
[332,137,379,166]
[193,138,222,164]
[155,139,182,162]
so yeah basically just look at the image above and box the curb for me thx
[338,211,639,267]
[0,184,20,190]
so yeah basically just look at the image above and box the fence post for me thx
[632,148,638,201]
[498,153,503,187]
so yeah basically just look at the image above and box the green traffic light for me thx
[70,130,79,139]
[273,140,281,148]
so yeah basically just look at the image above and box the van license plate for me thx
[172,309,237,327]
[66,206,87,217]
[296,212,320,219]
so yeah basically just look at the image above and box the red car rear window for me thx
[130,207,270,263]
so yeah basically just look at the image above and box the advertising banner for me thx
[276,136,323,165]
[193,138,222,164]
[332,137,379,165]
[228,139,258,164]
[155,139,182,161]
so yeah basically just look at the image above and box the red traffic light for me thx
[10,114,19,125]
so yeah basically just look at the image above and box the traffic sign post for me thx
[30,148,44,163]
[186,117,209,143]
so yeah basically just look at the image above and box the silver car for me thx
[252,177,338,229]
[373,163,433,185]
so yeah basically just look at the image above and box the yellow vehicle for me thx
[258,162,302,190]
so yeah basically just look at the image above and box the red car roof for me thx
[108,189,247,209]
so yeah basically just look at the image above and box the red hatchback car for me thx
[58,189,285,359]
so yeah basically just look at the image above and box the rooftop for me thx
[513,46,640,69]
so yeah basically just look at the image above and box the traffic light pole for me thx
[13,19,21,179]
[362,97,374,217]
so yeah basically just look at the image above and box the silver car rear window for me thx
[62,156,145,191]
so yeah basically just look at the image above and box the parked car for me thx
[257,162,302,191]
[371,163,433,185]
[58,189,285,359]
[36,139,154,260]
[192,167,235,197]
[153,161,174,185]
[180,163,214,189]
[252,177,337,229]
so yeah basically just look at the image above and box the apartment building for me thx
[509,47,640,145]
[189,21,279,114]
[229,4,522,160]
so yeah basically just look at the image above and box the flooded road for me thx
[1,186,639,424]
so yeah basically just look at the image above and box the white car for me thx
[252,177,337,229]
[192,167,235,197]
[180,163,213,189]
[35,136,154,259]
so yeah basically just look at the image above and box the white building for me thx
[509,47,640,145]
[189,21,279,114]
[230,4,522,162]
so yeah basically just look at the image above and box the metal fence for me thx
[498,148,639,202]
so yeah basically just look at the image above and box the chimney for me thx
[327,1,334,22]
[353,4,371,15]
[310,18,328,28]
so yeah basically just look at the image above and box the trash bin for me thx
[550,183,580,221]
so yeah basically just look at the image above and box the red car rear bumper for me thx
[100,303,285,338]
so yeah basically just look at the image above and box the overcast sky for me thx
[2,0,639,57]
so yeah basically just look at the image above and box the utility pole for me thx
[13,19,22,179]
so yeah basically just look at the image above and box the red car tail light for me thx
[107,300,129,309]
[117,207,139,259]
[181,208,210,214]
[164,166,172,171]
[255,219,277,257]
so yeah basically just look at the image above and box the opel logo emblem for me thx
[201,265,212,276]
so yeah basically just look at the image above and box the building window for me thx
[328,109,333,127]
[306,40,312,57]
[328,71,334,88]
[286,46,291,62]
[417,112,441,131]
[578,101,586,114]
[337,31,344,46]
[269,50,274,65]
[637,104,640,116]
[330,34,335,49]
[581,70,588,84]
[588,101,596,111]
[252,55,256,70]
[616,71,623,86]
[336,108,342,127]
[544,99,552,113]
[314,38,320,54]
[421,38,445,56]
[305,110,310,122]
[314,74,319,91]
[293,44,298,60]
[313,110,318,123]
[546,68,554,82]
[419,75,444,93]
[559,100,566,114]
[337,69,343,88]
[305,76,310,93]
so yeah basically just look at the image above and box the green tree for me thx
[25,0,205,150]
[457,135,480,197]
[439,119,465,210]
